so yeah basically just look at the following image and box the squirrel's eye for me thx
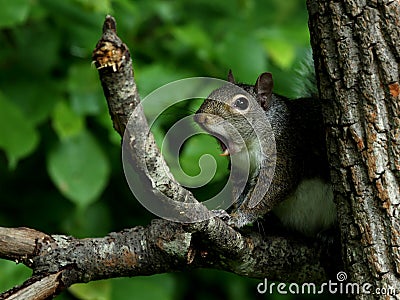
[233,97,249,110]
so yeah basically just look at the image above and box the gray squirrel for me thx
[194,70,336,237]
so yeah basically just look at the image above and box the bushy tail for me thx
[291,49,318,99]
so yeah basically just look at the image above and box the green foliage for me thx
[178,133,229,187]
[0,93,39,169]
[0,0,324,299]
[47,130,110,209]
[0,0,31,28]
[0,260,31,292]
[110,275,175,300]
[52,100,85,139]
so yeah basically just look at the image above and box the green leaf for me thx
[111,275,175,300]
[0,260,31,292]
[95,111,121,146]
[262,38,296,70]
[69,274,176,300]
[0,0,31,28]
[172,24,209,47]
[216,31,267,83]
[0,93,39,169]
[13,24,61,75]
[62,202,112,238]
[52,100,85,139]
[135,64,192,98]
[174,134,229,187]
[68,63,105,116]
[2,80,58,126]
[172,24,212,60]
[74,0,112,12]
[47,130,110,209]
[256,26,309,70]
[69,280,111,300]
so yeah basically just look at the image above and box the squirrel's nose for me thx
[193,113,211,124]
[194,113,207,124]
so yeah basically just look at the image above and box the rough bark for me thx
[92,16,200,212]
[307,0,400,298]
[0,220,332,299]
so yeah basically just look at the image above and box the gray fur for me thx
[195,73,336,236]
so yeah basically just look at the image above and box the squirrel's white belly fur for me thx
[273,178,336,237]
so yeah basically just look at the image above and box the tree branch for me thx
[0,227,51,263]
[0,220,334,299]
[92,16,211,222]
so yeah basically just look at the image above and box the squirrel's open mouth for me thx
[212,133,230,156]
[220,143,230,156]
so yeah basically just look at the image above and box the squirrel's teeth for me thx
[220,149,230,156]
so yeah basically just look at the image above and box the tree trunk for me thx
[307,0,400,298]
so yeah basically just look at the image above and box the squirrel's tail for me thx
[291,49,318,99]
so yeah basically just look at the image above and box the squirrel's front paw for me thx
[211,209,231,222]
[211,210,242,228]
[227,211,257,228]
[211,210,254,229]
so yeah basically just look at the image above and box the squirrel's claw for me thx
[211,209,231,222]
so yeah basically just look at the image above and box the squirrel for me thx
[194,70,336,237]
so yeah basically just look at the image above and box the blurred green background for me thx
[0,0,342,299]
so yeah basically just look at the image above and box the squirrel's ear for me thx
[255,72,273,110]
[227,69,236,83]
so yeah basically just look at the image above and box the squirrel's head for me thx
[194,71,274,156]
